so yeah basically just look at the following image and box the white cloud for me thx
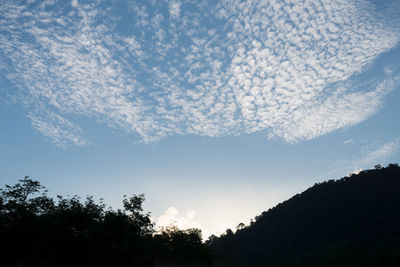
[156,207,202,230]
[28,111,89,148]
[271,73,396,143]
[343,139,354,145]
[355,138,400,168]
[0,0,399,146]
[349,168,363,175]
[71,0,78,8]
[168,1,181,19]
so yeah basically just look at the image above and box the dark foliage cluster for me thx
[210,163,400,266]
[3,164,400,266]
[0,178,214,266]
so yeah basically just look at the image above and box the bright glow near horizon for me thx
[1,0,400,238]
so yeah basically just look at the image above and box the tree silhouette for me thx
[6,164,398,266]
[0,177,214,266]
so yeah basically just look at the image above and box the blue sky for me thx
[1,0,400,238]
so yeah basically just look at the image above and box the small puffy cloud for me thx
[156,207,202,230]
[71,0,78,8]
[168,1,181,19]
[349,167,363,176]
[343,139,354,145]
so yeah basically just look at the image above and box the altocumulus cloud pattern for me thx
[1,0,399,147]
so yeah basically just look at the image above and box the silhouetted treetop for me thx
[0,177,214,267]
[4,164,399,266]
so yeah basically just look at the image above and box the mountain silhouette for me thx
[2,164,400,266]
[209,164,400,266]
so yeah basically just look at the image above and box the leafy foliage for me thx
[152,226,215,266]
[0,177,214,266]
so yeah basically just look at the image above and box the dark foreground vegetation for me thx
[2,163,400,266]
[210,163,400,266]
[0,178,214,266]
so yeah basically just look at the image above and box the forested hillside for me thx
[210,164,400,266]
[2,164,400,266]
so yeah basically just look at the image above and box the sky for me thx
[1,0,400,238]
